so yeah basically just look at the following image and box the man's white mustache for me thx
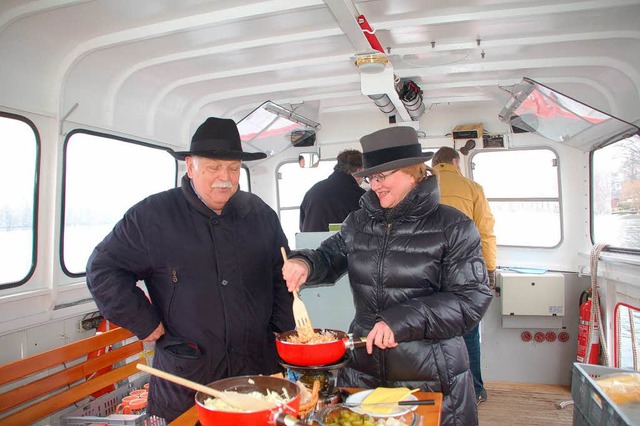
[211,181,233,189]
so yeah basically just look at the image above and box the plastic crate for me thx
[62,375,165,426]
[571,363,640,426]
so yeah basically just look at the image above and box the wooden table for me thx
[169,388,442,425]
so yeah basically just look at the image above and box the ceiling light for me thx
[354,53,389,74]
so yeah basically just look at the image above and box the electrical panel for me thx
[482,134,505,148]
[452,123,483,140]
[500,271,565,316]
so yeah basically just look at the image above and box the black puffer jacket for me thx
[292,176,493,426]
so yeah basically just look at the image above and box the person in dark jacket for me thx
[86,117,295,422]
[299,149,365,232]
[282,126,493,426]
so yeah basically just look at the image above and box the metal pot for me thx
[195,375,301,426]
[275,328,367,367]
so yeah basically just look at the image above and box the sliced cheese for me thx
[361,387,417,414]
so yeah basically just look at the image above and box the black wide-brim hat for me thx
[169,117,267,161]
[352,126,433,177]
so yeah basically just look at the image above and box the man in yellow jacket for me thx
[432,146,496,405]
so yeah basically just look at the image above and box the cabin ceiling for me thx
[1,0,639,150]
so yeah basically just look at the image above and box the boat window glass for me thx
[61,132,177,276]
[298,152,320,168]
[277,159,336,248]
[592,134,640,252]
[472,148,561,247]
[237,101,320,159]
[0,114,38,288]
[240,166,250,192]
[614,303,640,370]
[499,78,639,151]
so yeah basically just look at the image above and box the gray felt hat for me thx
[352,126,433,177]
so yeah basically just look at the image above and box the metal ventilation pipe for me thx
[396,79,425,121]
[368,93,398,117]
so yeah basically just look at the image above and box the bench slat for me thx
[0,327,134,387]
[0,340,143,412]
[0,359,146,426]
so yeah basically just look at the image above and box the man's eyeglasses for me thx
[363,169,398,184]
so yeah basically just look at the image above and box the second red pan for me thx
[275,328,366,367]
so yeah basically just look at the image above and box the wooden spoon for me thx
[136,364,275,411]
[280,247,315,342]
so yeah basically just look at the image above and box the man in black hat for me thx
[86,117,295,422]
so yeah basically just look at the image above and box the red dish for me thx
[195,375,300,426]
[275,328,366,367]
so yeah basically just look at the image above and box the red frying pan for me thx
[275,328,367,367]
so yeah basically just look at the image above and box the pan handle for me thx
[345,335,367,350]
[272,412,308,426]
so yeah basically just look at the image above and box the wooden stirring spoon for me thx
[136,364,275,411]
[280,247,315,342]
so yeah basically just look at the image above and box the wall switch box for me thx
[500,271,565,316]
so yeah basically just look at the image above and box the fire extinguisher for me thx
[576,290,600,364]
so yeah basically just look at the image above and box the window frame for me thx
[240,164,251,193]
[614,302,640,369]
[589,136,640,255]
[470,147,564,248]
[0,112,40,290]
[60,129,178,278]
[276,157,338,247]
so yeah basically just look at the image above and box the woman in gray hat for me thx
[282,126,493,426]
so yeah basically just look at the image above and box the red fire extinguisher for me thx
[577,290,600,364]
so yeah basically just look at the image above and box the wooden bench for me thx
[0,326,146,425]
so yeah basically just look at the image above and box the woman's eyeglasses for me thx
[363,169,398,184]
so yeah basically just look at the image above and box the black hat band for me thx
[362,144,423,170]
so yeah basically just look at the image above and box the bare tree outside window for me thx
[592,135,640,250]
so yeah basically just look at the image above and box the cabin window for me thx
[62,132,177,276]
[239,166,250,192]
[614,303,640,370]
[277,159,336,247]
[0,114,38,288]
[471,148,561,247]
[592,135,640,252]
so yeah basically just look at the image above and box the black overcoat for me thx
[86,174,294,421]
[299,170,365,232]
[292,176,493,426]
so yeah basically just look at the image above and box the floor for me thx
[478,382,574,425]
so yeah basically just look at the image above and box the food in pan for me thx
[203,388,291,412]
[296,325,315,343]
[285,329,338,344]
